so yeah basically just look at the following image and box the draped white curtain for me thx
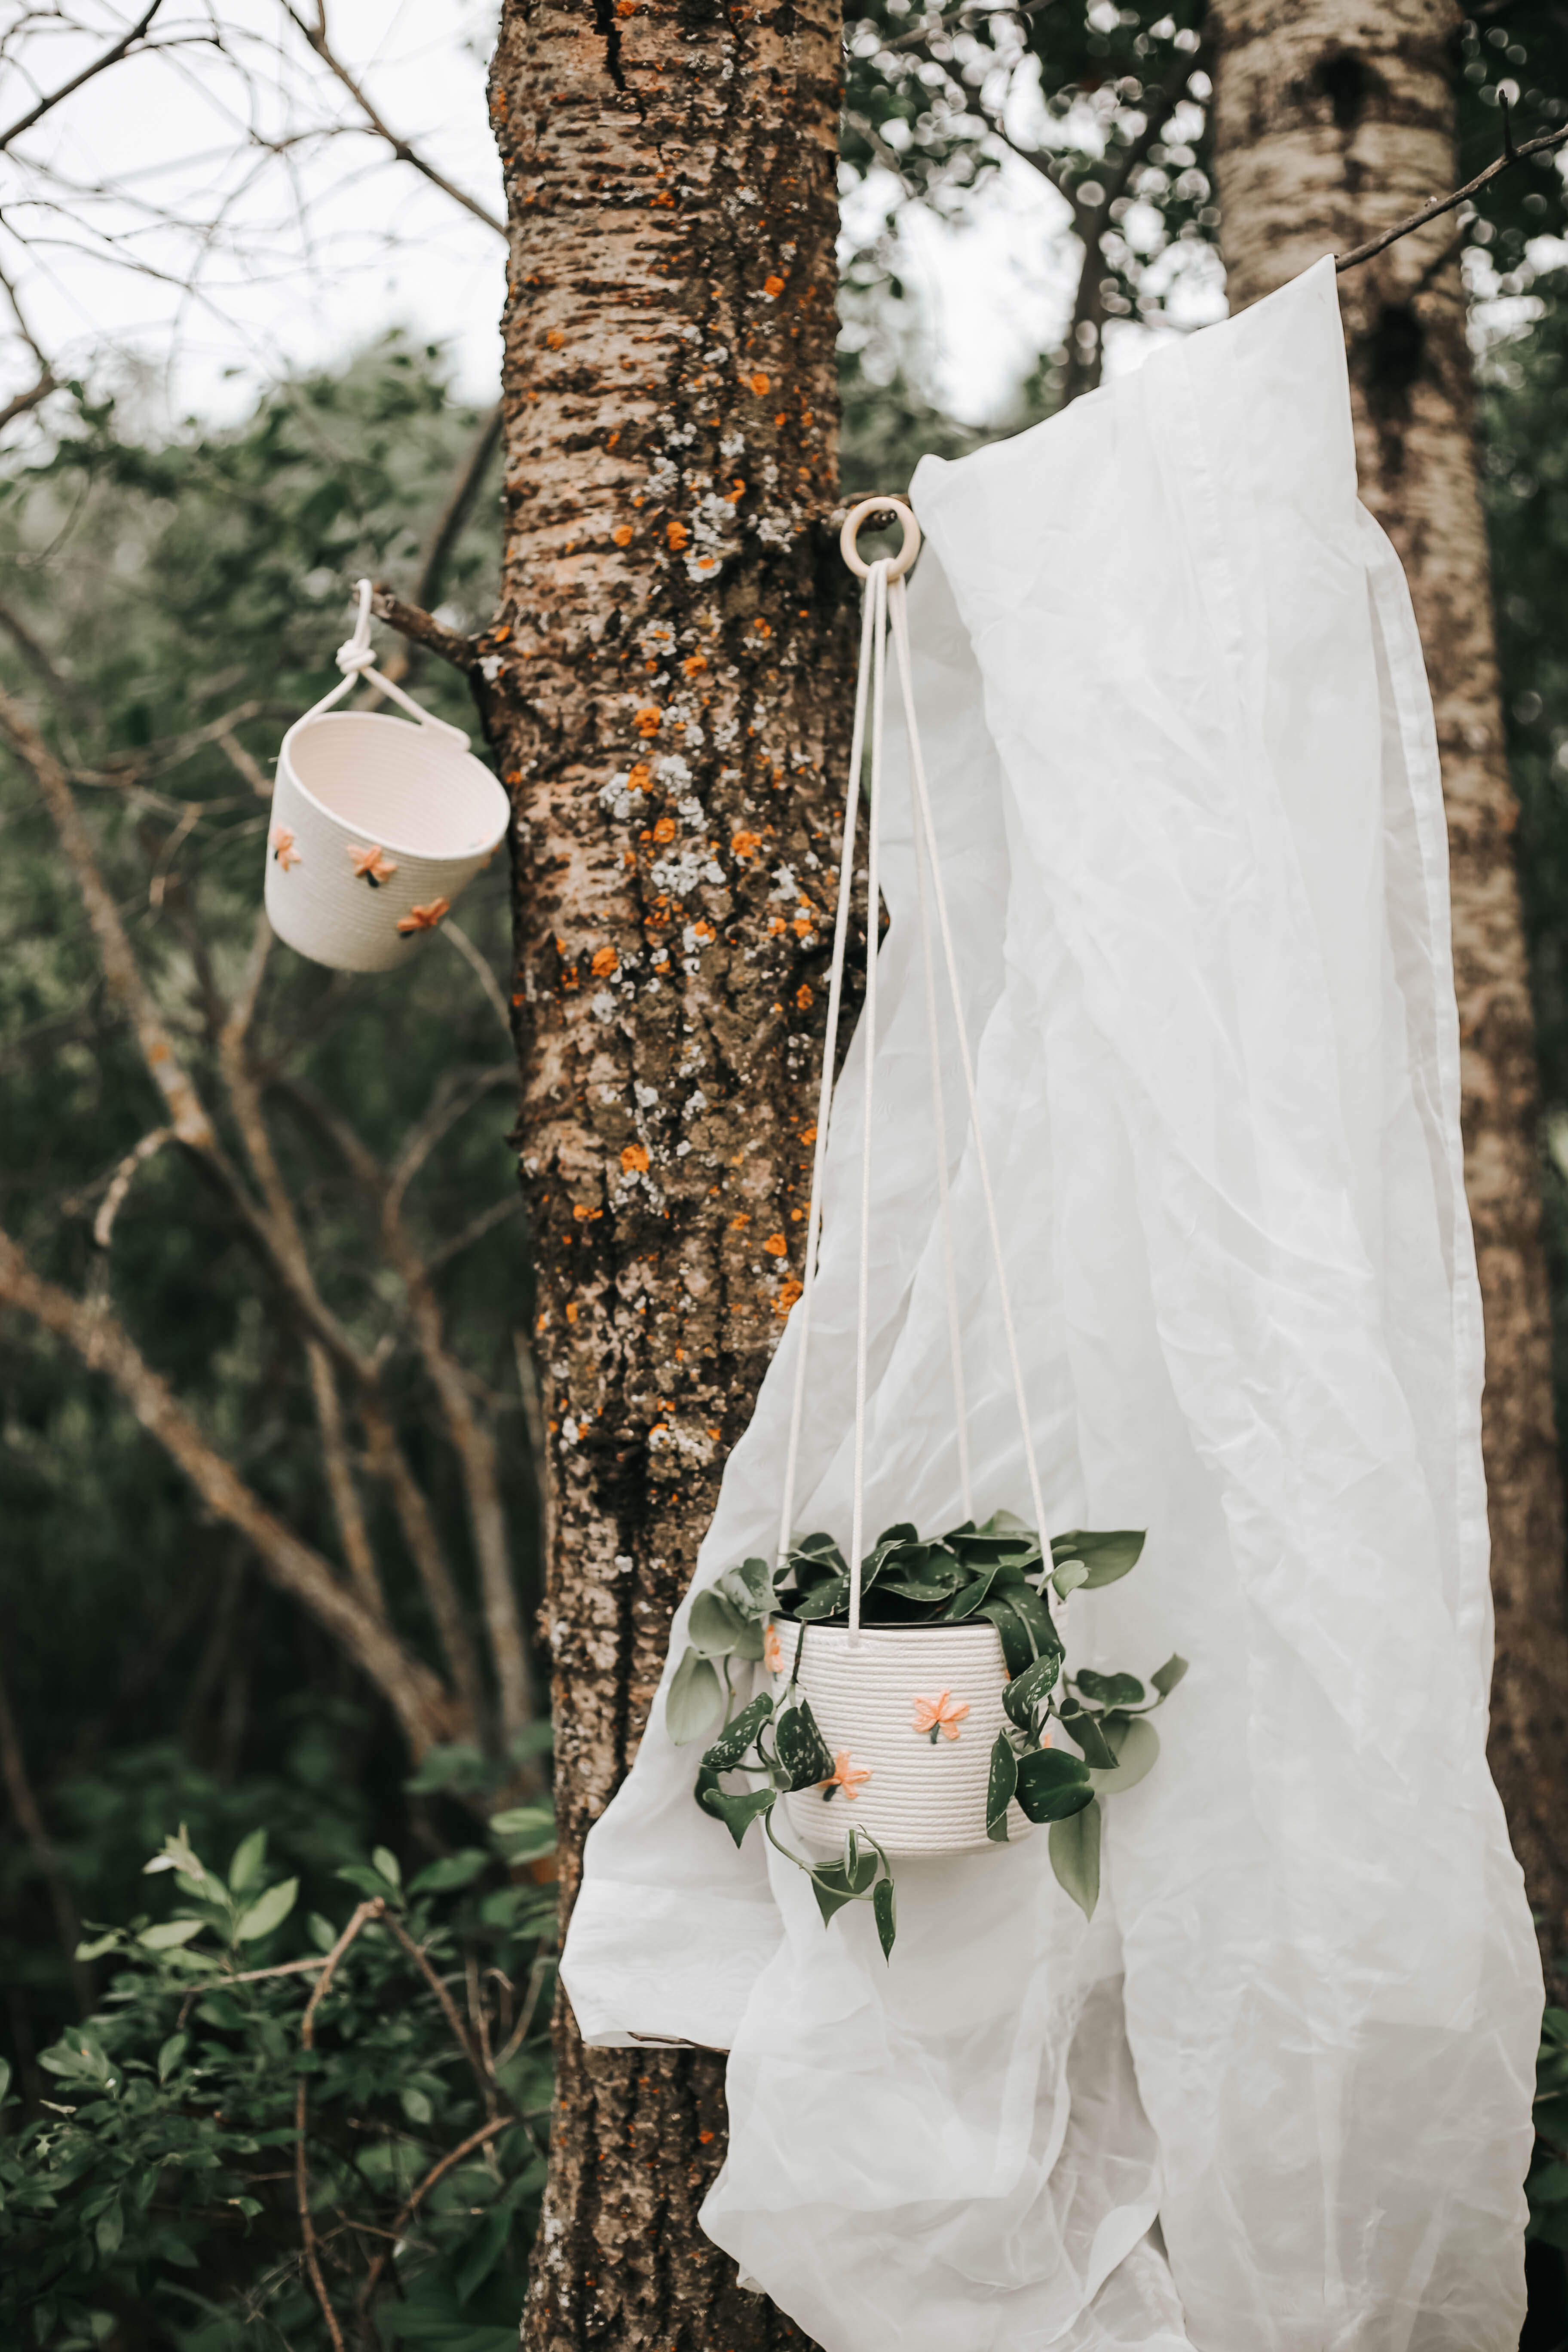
[560,257,1542,2352]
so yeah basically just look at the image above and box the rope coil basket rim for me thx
[279,706,509,866]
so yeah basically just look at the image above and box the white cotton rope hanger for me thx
[300,576,470,741]
[775,498,1050,1653]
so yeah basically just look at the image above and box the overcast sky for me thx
[0,1,1222,437]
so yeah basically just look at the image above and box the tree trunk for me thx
[484,1,845,2343]
[1209,0,1568,1963]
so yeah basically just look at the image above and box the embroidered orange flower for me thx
[269,824,300,870]
[763,1623,784,1675]
[821,1749,871,1803]
[349,842,398,888]
[912,1689,970,1745]
[396,898,451,936]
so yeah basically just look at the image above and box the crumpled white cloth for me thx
[560,257,1542,2350]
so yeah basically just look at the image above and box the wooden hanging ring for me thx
[839,494,921,581]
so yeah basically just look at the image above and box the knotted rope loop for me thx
[335,576,378,677]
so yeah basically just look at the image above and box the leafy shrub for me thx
[0,1801,557,2350]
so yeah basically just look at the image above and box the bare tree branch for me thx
[0,371,57,433]
[306,1339,385,1623]
[0,1,165,153]
[368,583,478,674]
[0,593,71,701]
[0,683,218,1150]
[0,1224,452,1756]
[1336,115,1568,272]
[279,0,505,238]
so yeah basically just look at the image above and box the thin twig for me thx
[1337,116,1568,272]
[441,919,513,1041]
[368,585,477,674]
[369,404,505,698]
[0,1222,452,1756]
[307,1341,385,1621]
[93,1126,173,1249]
[296,1898,385,2352]
[0,0,165,153]
[356,2117,509,2314]
[280,1,505,236]
[0,373,57,435]
[375,1908,497,2114]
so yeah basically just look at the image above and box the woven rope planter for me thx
[266,707,508,975]
[774,1620,1029,1856]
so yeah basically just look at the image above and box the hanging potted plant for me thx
[662,505,1187,1959]
[667,1512,1187,1957]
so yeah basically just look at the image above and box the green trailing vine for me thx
[666,1511,1187,1955]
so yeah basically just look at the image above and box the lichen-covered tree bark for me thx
[484,2,844,2344]
[1210,0,1568,1960]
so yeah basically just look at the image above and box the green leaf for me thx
[986,1731,1019,1841]
[1050,1529,1145,1588]
[790,1576,851,1622]
[1543,2006,1568,2046]
[939,1565,997,1620]
[1049,1798,1102,1918]
[490,1804,556,1864]
[689,1586,749,1656]
[408,1849,490,1896]
[236,1877,299,1942]
[1089,1714,1160,1796]
[94,2201,123,2259]
[138,1918,208,1951]
[74,1932,120,1961]
[1051,1559,1089,1601]
[1005,1580,1059,1659]
[873,1875,897,1960]
[810,1863,858,1926]
[0,2058,10,2107]
[791,1532,849,1586]
[374,1845,403,1890]
[337,1862,403,1903]
[698,1785,777,1848]
[978,1599,1034,1677]
[666,1647,724,1746]
[718,1558,776,1618]
[775,1700,834,1792]
[227,1828,268,1894]
[1150,1653,1189,1698]
[700,1690,774,1771]
[1529,2160,1568,2205]
[401,2086,435,2126]
[1075,1669,1145,1707]
[156,2033,188,2082]
[1058,1705,1118,1770]
[1014,1747,1094,1822]
[1003,1648,1061,1730]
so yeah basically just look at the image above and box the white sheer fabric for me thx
[560,258,1542,2349]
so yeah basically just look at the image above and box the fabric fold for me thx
[561,257,1540,2349]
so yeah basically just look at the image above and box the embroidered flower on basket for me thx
[912,1689,970,1745]
[349,842,398,888]
[820,1750,871,1803]
[397,897,451,936]
[268,824,300,870]
[763,1623,784,1675]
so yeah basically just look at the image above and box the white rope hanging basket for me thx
[264,581,509,974]
[764,498,1054,1860]
[775,1622,1030,1856]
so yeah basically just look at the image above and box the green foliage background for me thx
[9,3,1568,2336]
